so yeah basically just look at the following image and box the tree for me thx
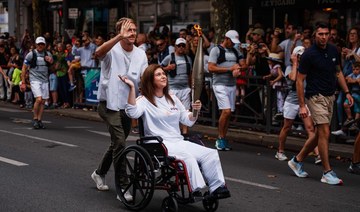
[210,0,233,44]
[32,0,42,37]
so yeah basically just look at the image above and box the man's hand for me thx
[20,82,26,92]
[346,93,354,107]
[298,106,309,119]
[119,20,133,40]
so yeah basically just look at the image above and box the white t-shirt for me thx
[97,44,148,111]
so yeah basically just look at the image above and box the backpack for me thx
[168,52,191,77]
[216,45,241,64]
[30,50,51,68]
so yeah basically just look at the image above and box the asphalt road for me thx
[0,106,359,212]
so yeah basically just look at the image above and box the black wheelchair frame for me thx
[116,120,220,211]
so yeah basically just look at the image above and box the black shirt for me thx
[299,43,340,98]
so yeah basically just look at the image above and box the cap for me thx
[35,36,46,45]
[175,38,186,45]
[292,46,305,56]
[266,53,283,63]
[225,30,240,44]
[252,28,265,37]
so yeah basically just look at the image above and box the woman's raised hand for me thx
[119,75,134,88]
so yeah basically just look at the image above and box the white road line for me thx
[65,126,92,129]
[0,130,77,147]
[225,177,279,190]
[87,130,139,141]
[0,156,28,166]
[0,108,27,113]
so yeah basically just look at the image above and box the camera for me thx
[240,43,250,49]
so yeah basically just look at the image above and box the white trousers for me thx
[163,139,225,193]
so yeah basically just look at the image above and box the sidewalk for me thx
[1,101,354,159]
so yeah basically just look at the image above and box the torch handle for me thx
[192,108,198,117]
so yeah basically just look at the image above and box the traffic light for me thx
[58,9,63,17]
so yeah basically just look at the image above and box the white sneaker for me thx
[331,129,346,136]
[296,125,304,131]
[314,155,322,165]
[275,151,288,161]
[116,189,133,202]
[91,170,109,191]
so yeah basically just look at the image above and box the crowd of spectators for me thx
[0,19,359,137]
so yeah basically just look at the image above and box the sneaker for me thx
[215,138,231,151]
[273,112,283,120]
[33,120,40,129]
[314,155,322,165]
[275,151,288,161]
[343,118,354,128]
[321,170,343,185]
[222,138,232,151]
[348,123,359,131]
[288,156,308,178]
[347,162,360,174]
[38,120,45,129]
[116,189,133,202]
[296,125,304,131]
[215,138,226,151]
[211,186,230,199]
[91,170,109,191]
[331,129,346,136]
[68,84,77,92]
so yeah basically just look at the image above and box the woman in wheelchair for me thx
[120,64,230,199]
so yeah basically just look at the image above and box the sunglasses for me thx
[176,44,186,48]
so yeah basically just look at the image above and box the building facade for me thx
[1,0,360,43]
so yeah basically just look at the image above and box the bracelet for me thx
[345,91,351,95]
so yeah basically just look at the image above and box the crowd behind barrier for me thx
[0,21,359,143]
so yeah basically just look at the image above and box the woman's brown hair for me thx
[141,64,174,106]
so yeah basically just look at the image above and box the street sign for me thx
[66,29,75,38]
[68,8,78,19]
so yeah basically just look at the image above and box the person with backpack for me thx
[208,30,243,151]
[161,38,192,135]
[20,36,53,129]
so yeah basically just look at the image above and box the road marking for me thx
[0,108,27,113]
[0,156,28,166]
[0,130,78,147]
[87,130,139,141]
[65,126,92,129]
[225,177,279,190]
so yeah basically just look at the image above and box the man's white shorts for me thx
[212,85,236,112]
[170,88,191,110]
[283,101,311,119]
[30,81,49,99]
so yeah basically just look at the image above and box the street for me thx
[0,106,359,212]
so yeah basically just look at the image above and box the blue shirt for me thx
[299,43,340,98]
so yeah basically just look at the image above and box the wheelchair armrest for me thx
[137,136,163,145]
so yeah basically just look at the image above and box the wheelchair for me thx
[116,122,220,211]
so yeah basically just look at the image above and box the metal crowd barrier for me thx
[72,67,100,109]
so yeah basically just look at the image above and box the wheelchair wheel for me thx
[161,196,178,212]
[117,145,155,211]
[202,192,219,212]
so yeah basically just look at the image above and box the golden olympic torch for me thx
[192,25,204,117]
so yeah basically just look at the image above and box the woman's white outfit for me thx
[125,94,225,192]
